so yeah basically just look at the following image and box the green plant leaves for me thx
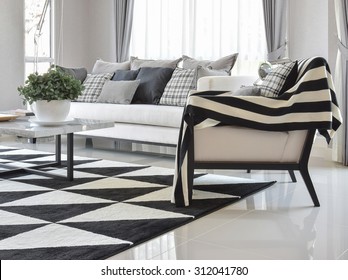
[17,66,84,104]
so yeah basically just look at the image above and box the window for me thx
[130,0,266,74]
[25,0,54,77]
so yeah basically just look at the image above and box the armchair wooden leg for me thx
[247,169,251,173]
[288,170,297,182]
[299,167,320,207]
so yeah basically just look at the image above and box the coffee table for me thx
[0,117,114,180]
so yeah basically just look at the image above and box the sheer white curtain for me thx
[130,0,267,74]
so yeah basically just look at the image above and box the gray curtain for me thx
[115,0,134,62]
[262,0,288,61]
[335,0,348,165]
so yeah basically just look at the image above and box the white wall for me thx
[288,0,329,60]
[0,0,25,111]
[288,0,338,74]
[56,0,90,69]
[57,0,115,72]
[328,0,338,75]
[87,0,116,69]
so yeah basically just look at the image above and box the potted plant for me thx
[18,65,84,122]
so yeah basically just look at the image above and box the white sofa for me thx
[68,75,257,147]
[69,103,183,147]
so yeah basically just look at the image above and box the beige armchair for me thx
[172,58,342,208]
[193,76,319,206]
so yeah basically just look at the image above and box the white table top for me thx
[0,117,114,138]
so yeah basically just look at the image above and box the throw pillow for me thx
[92,59,130,74]
[76,73,113,103]
[258,61,298,98]
[130,56,182,70]
[96,80,140,104]
[278,61,298,95]
[132,67,174,104]
[112,69,140,81]
[160,68,197,106]
[182,53,239,74]
[56,65,88,83]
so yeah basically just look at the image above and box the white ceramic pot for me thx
[32,100,71,122]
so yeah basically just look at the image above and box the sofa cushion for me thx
[132,67,174,104]
[76,73,113,103]
[92,59,130,74]
[56,65,87,83]
[259,61,297,98]
[130,56,182,70]
[182,53,238,74]
[160,68,196,106]
[69,103,184,128]
[96,80,140,104]
[112,69,140,81]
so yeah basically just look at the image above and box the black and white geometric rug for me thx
[0,145,275,260]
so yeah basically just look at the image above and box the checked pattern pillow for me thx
[160,68,196,107]
[259,61,297,98]
[76,73,113,102]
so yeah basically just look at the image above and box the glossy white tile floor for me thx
[1,135,347,260]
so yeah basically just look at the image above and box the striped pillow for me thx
[259,61,297,98]
[159,68,196,106]
[76,73,113,102]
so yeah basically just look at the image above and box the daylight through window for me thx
[130,0,267,74]
[25,0,54,77]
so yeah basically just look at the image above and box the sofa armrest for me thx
[197,75,258,92]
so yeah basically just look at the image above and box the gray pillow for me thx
[182,53,239,74]
[92,59,130,74]
[130,56,182,70]
[112,69,140,81]
[96,80,140,104]
[56,65,87,83]
[133,67,174,104]
[232,86,261,96]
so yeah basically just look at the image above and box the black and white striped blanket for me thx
[172,57,343,207]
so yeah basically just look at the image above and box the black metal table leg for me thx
[67,133,74,181]
[55,135,61,165]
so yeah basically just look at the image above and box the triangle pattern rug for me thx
[0,145,275,260]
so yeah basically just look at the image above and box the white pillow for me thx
[92,59,130,74]
[96,80,140,104]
